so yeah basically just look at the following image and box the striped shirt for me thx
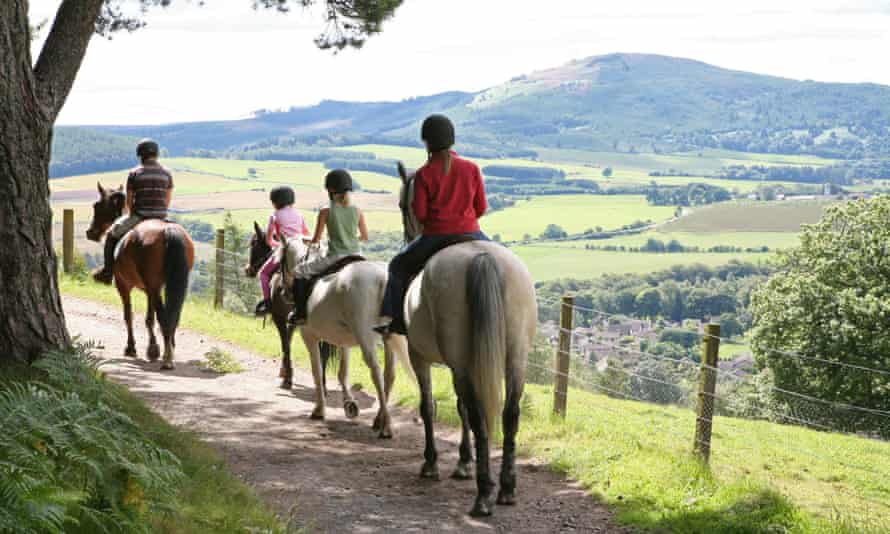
[127,162,173,218]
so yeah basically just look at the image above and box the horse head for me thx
[245,221,273,278]
[85,182,125,242]
[397,161,423,243]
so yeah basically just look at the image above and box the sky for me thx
[29,0,890,126]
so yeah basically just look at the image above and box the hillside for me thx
[53,53,890,172]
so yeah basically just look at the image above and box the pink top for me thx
[266,206,310,248]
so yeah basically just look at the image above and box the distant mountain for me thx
[53,53,890,175]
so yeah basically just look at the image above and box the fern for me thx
[0,344,185,534]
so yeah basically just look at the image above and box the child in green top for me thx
[288,169,368,325]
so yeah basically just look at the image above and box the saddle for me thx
[407,234,481,285]
[309,254,366,286]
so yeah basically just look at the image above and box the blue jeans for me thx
[380,231,489,330]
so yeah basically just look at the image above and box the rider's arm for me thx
[357,208,368,241]
[311,208,329,244]
[266,215,279,248]
[412,172,429,224]
[164,171,174,209]
[473,166,488,218]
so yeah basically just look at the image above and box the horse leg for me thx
[451,392,474,480]
[117,285,137,357]
[414,357,439,479]
[454,373,496,517]
[274,314,293,389]
[359,339,392,438]
[374,341,397,432]
[301,330,326,420]
[339,347,359,419]
[497,361,525,506]
[145,293,161,362]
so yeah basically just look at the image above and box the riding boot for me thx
[92,235,119,285]
[287,278,309,326]
[254,298,272,317]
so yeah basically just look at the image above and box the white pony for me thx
[246,224,411,438]
[395,163,537,517]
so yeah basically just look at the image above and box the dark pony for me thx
[244,222,333,391]
[86,183,194,370]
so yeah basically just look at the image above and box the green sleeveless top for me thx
[326,203,360,257]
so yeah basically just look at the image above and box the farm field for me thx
[512,245,771,280]
[662,200,834,233]
[560,231,803,251]
[337,144,813,193]
[481,195,675,241]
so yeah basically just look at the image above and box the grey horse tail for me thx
[158,226,190,340]
[320,341,337,380]
[466,252,506,434]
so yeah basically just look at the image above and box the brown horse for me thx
[86,183,194,370]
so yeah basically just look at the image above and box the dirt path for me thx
[63,296,631,533]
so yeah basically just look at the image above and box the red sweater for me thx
[413,152,488,235]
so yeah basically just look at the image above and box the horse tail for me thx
[159,227,190,337]
[466,252,506,434]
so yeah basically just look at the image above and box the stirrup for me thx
[287,310,306,327]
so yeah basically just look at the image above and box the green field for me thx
[482,195,675,241]
[60,276,890,533]
[513,245,772,280]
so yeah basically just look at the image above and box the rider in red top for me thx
[375,114,489,335]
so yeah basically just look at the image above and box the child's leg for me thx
[259,256,279,301]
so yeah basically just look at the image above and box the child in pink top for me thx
[256,186,309,316]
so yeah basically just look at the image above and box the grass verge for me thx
[0,342,291,534]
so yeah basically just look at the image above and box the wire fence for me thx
[532,295,890,527]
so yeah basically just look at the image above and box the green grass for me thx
[59,275,890,533]
[199,347,245,374]
[481,195,675,241]
[0,347,290,534]
[512,245,772,280]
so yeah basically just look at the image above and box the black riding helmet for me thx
[136,138,159,160]
[269,186,295,209]
[421,114,455,152]
[324,169,353,194]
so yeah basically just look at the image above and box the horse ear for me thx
[97,182,104,195]
[397,162,408,184]
[253,221,263,237]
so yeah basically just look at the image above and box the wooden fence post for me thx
[553,295,574,417]
[62,209,75,274]
[214,229,225,309]
[694,323,721,463]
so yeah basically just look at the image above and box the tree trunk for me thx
[0,2,71,363]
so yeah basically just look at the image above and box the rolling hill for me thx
[53,53,890,175]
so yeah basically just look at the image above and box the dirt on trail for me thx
[63,296,632,534]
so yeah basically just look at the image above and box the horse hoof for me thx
[469,497,494,517]
[280,379,292,390]
[310,408,325,420]
[146,345,160,361]
[419,462,440,480]
[160,362,174,371]
[124,347,137,358]
[344,400,360,419]
[451,463,473,480]
[497,490,517,506]
[378,427,393,439]
[279,367,287,379]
